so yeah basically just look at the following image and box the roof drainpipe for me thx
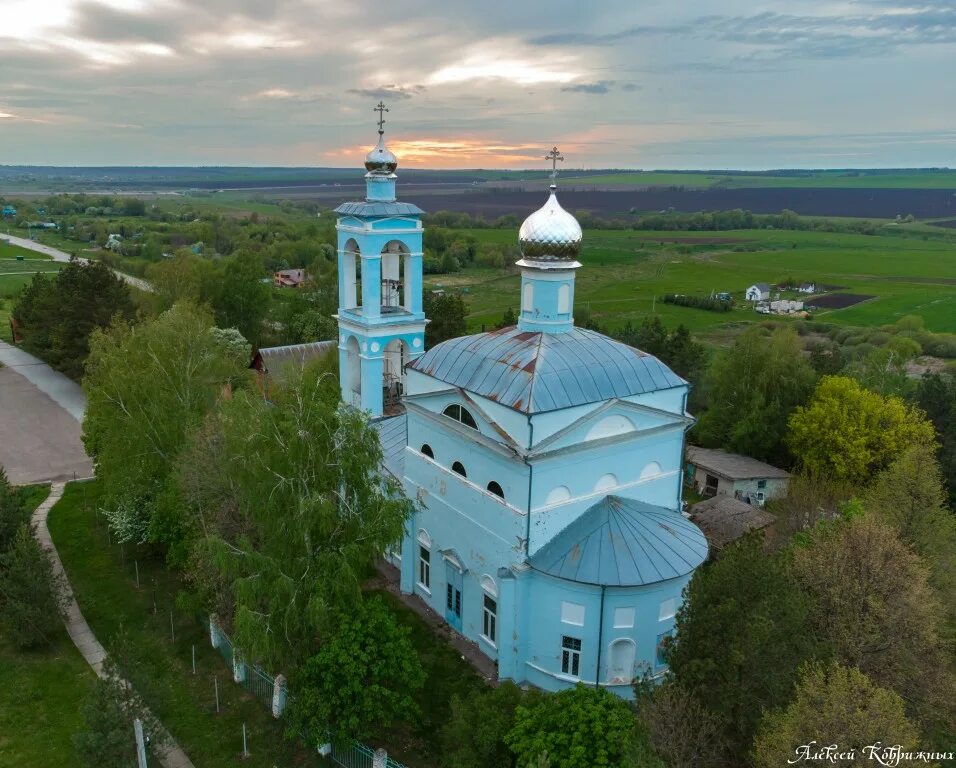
[524,414,534,556]
[595,585,606,688]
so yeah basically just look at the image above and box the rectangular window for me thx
[418,546,430,590]
[560,601,585,626]
[656,631,673,668]
[482,595,497,643]
[658,598,677,622]
[561,636,582,677]
[757,479,767,490]
[613,607,635,629]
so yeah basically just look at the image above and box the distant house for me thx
[273,268,308,288]
[26,221,57,230]
[686,446,790,506]
[798,282,816,294]
[250,341,336,398]
[745,283,770,302]
[1,206,16,217]
[105,233,124,252]
[769,299,804,314]
[689,495,775,552]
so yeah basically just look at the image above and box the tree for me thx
[791,513,953,725]
[787,376,936,483]
[0,524,63,648]
[291,596,424,745]
[423,291,467,347]
[667,534,817,754]
[203,250,271,345]
[764,470,857,547]
[636,681,726,768]
[915,374,956,507]
[694,326,816,465]
[73,653,163,768]
[145,251,212,310]
[752,662,921,768]
[505,685,636,768]
[82,302,249,558]
[183,358,412,668]
[496,307,518,329]
[13,258,136,379]
[0,467,29,555]
[440,682,545,768]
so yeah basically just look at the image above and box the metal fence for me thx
[209,619,409,768]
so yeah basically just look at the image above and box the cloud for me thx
[348,84,426,101]
[428,53,580,85]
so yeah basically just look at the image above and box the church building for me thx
[335,108,708,697]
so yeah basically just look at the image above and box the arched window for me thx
[640,461,663,480]
[558,283,570,313]
[606,639,637,684]
[594,473,618,493]
[480,575,498,644]
[545,485,572,506]
[523,282,534,312]
[420,444,434,459]
[443,404,478,430]
[417,529,431,590]
[451,461,467,478]
[486,481,504,499]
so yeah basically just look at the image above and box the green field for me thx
[568,169,956,189]
[435,228,956,336]
[0,243,60,342]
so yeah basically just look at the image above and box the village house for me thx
[685,446,789,506]
[745,282,770,301]
[249,340,336,399]
[105,233,124,252]
[798,282,816,293]
[334,119,708,697]
[273,268,308,288]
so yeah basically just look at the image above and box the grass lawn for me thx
[0,484,96,768]
[48,480,325,768]
[438,227,956,337]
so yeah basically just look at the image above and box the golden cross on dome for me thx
[374,101,389,135]
[545,146,564,182]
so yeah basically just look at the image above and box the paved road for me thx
[1,232,153,292]
[34,484,196,768]
[0,341,92,484]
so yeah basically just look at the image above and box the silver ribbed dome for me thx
[518,185,582,261]
[365,134,398,175]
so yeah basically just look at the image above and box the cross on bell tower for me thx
[545,146,564,185]
[374,101,389,135]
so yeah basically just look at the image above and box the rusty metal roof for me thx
[407,326,686,414]
[529,495,708,586]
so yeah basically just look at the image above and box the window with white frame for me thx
[561,635,582,677]
[482,595,497,644]
[442,404,478,430]
[417,530,431,590]
[658,598,677,622]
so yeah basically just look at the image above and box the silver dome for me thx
[518,185,582,260]
[365,134,398,175]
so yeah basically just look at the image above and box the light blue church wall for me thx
[518,266,577,334]
[512,568,692,697]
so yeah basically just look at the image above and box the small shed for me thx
[798,282,816,294]
[689,495,775,552]
[250,341,335,398]
[685,446,789,506]
[745,283,770,302]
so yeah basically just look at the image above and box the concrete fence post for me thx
[209,613,220,649]
[373,748,388,768]
[232,649,246,684]
[271,674,287,719]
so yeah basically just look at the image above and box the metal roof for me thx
[689,495,775,551]
[373,412,407,481]
[334,201,425,217]
[407,326,686,414]
[686,446,790,481]
[529,495,708,587]
[253,341,336,372]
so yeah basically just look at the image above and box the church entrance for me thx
[445,560,463,631]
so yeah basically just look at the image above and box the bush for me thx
[505,684,636,768]
[661,294,732,312]
[291,596,425,745]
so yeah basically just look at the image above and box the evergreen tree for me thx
[915,374,956,507]
[0,524,63,648]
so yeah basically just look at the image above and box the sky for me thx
[1,0,955,169]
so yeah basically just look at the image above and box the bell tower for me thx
[334,103,426,418]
